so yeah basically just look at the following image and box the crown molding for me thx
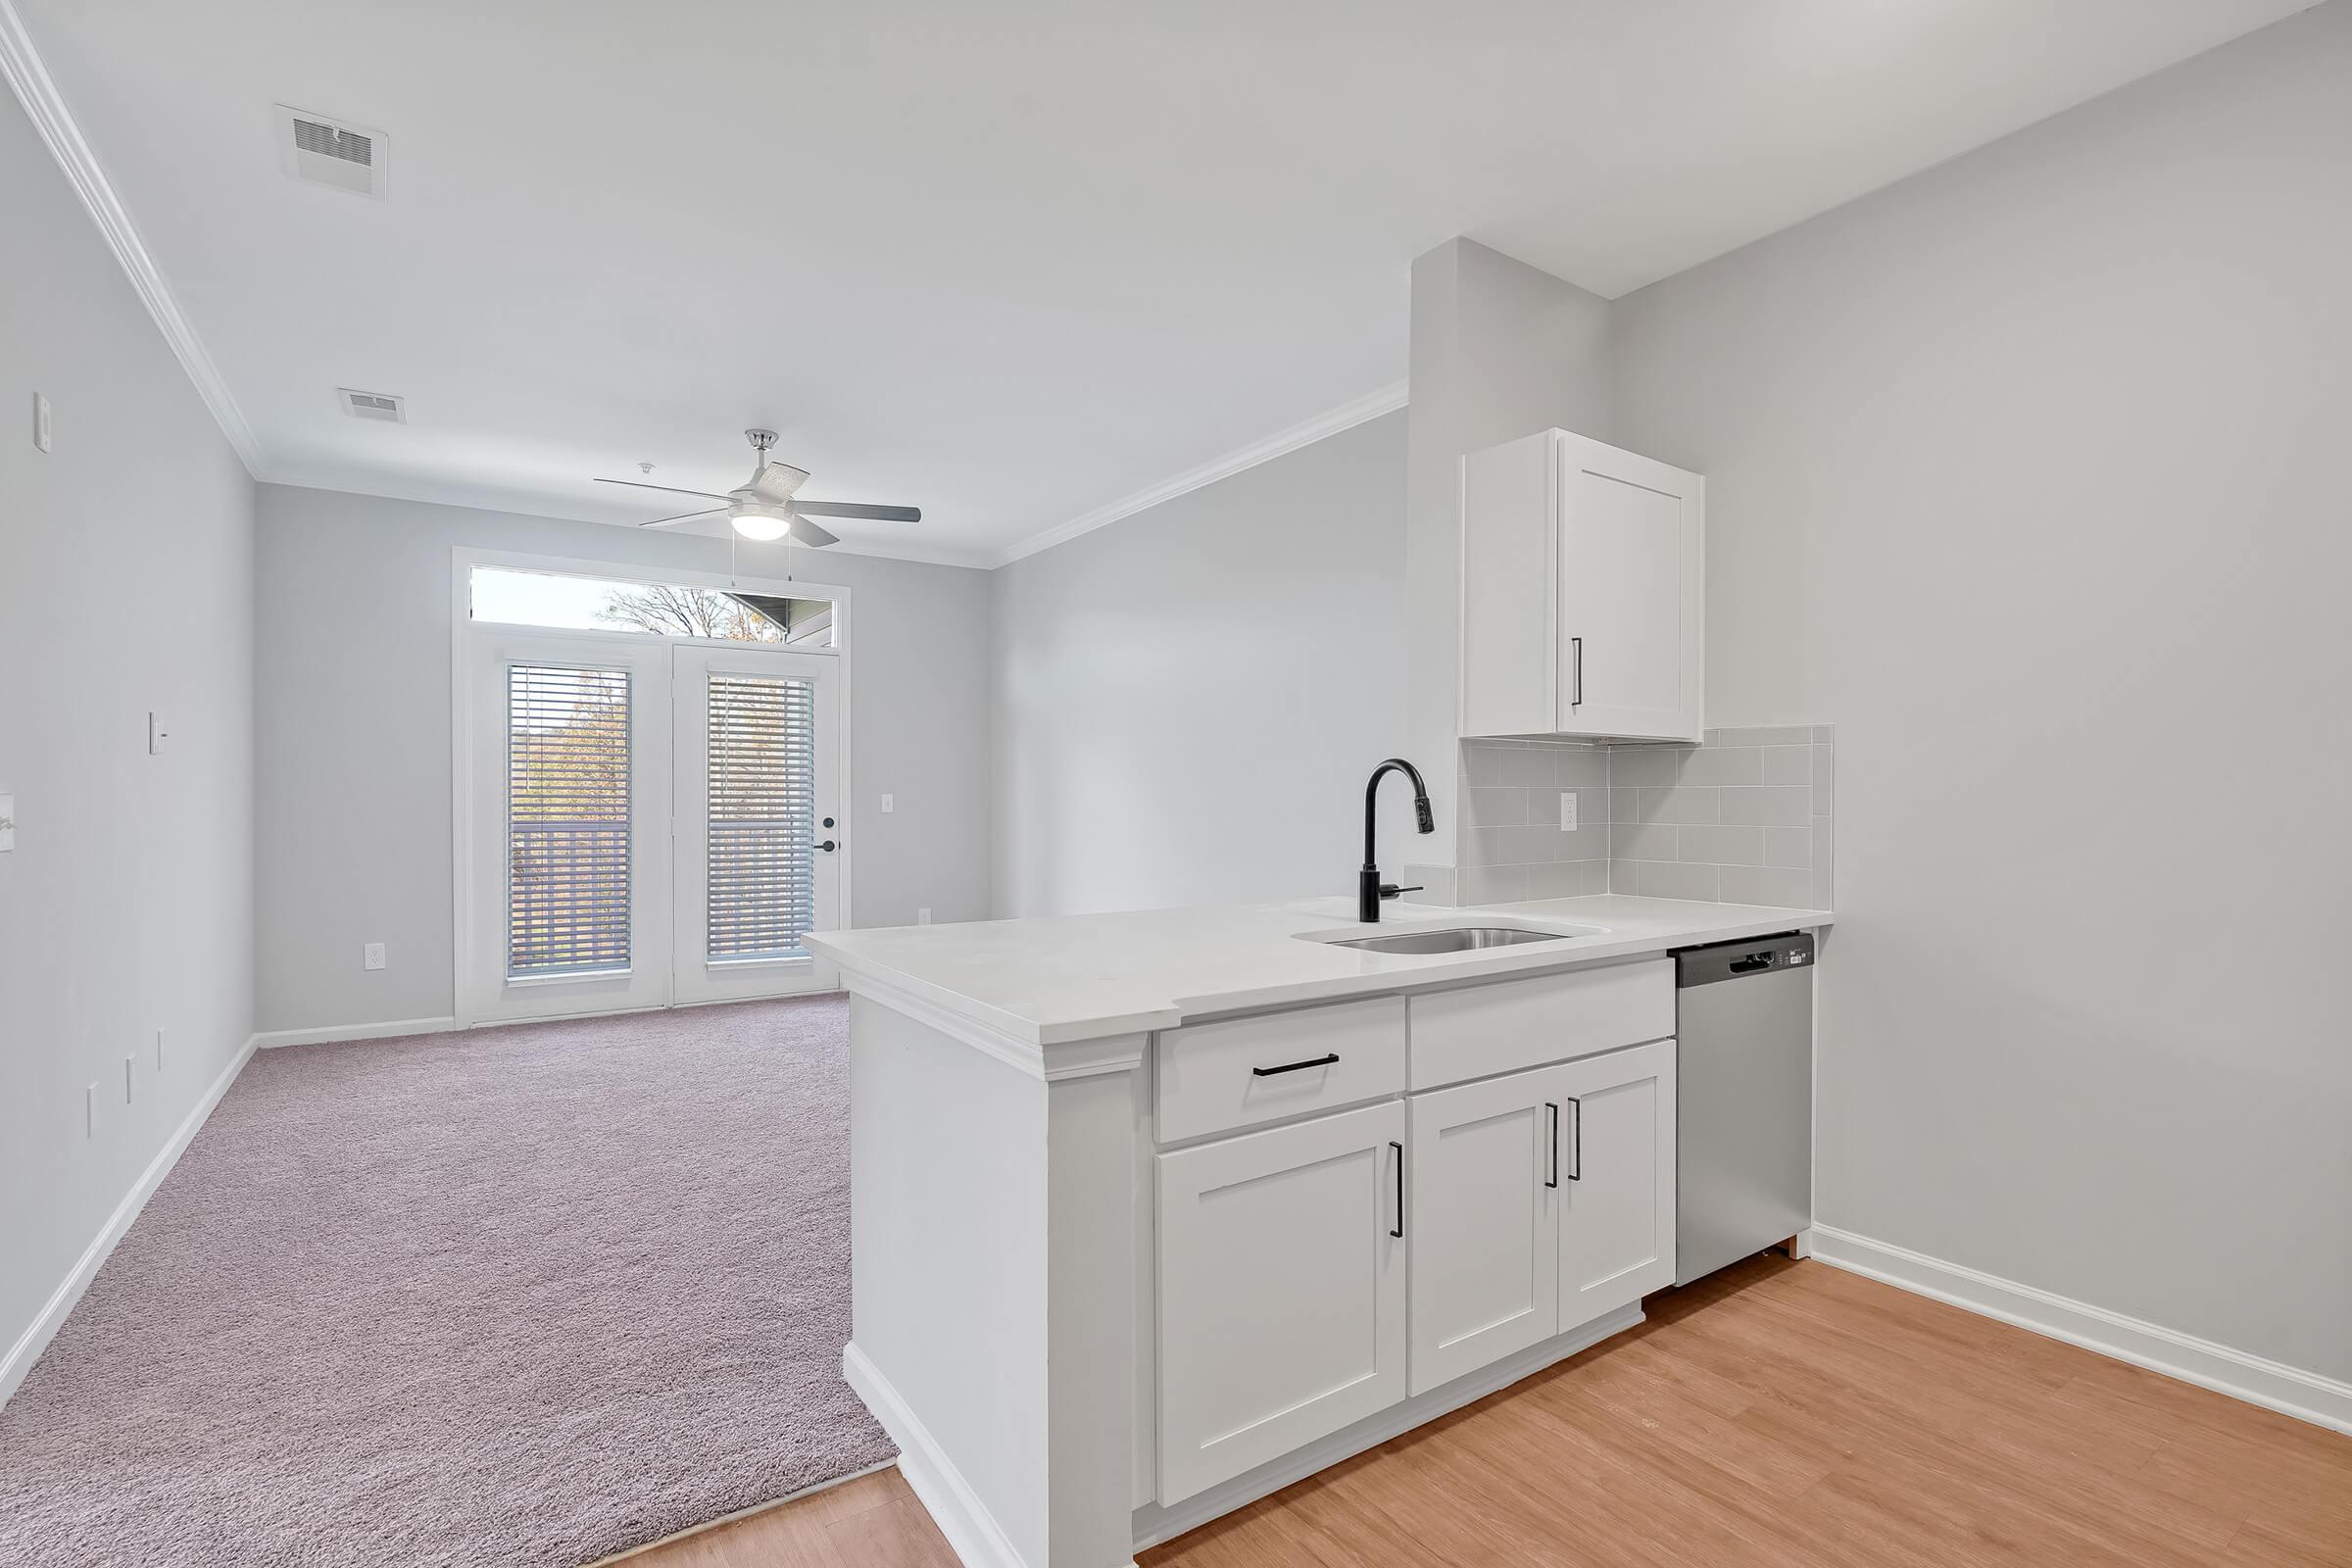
[258,472,1001,571]
[989,378,1407,568]
[0,0,267,475]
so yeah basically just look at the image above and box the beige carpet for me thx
[0,994,892,1567]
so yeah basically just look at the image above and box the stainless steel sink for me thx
[1320,924,1599,955]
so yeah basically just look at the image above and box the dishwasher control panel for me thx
[1675,931,1816,988]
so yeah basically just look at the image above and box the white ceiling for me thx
[10,0,2315,565]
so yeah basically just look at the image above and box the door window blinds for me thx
[507,664,632,976]
[706,674,818,961]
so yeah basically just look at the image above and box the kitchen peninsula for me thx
[807,893,1833,1568]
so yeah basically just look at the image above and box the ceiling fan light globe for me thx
[729,504,794,542]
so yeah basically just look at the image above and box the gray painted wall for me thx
[1610,4,2352,1381]
[253,486,992,1034]
[0,94,256,1371]
[992,412,1409,917]
[1403,239,1613,898]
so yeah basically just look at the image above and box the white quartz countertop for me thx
[806,894,1833,1047]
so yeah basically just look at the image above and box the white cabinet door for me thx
[1555,434,1703,742]
[1406,1066,1563,1395]
[1461,428,1703,743]
[1156,1102,1407,1505]
[1555,1039,1678,1328]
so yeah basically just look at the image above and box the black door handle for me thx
[818,839,839,853]
[1390,1141,1404,1239]
[1251,1053,1339,1077]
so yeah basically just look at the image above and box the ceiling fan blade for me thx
[595,477,732,502]
[749,461,811,504]
[637,508,727,529]
[792,499,922,523]
[787,514,840,549]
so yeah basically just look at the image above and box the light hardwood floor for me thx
[623,1255,2352,1567]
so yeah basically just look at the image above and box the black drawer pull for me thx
[1251,1053,1340,1077]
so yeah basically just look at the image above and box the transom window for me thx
[470,566,834,647]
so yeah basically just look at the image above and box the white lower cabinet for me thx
[1406,1067,1561,1394]
[1556,1038,1678,1325]
[1155,1101,1407,1504]
[1404,1039,1677,1395]
[1152,1000,1680,1509]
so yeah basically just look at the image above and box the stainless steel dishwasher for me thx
[1673,931,1815,1285]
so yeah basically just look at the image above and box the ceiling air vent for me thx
[275,105,388,198]
[338,388,406,422]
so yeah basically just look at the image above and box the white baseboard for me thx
[1810,1225,2352,1437]
[843,1341,1060,1568]
[1131,1301,1645,1549]
[253,1015,461,1049]
[1,1030,258,1410]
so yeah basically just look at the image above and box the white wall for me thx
[0,94,255,1377]
[1610,4,2352,1382]
[253,485,993,1035]
[992,412,1409,917]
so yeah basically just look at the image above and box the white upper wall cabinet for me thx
[1461,430,1704,742]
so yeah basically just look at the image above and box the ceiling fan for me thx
[595,428,921,547]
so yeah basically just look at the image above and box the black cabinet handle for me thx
[1564,1097,1582,1182]
[1390,1141,1405,1238]
[1570,636,1584,708]
[1251,1053,1339,1077]
[1545,1102,1560,1189]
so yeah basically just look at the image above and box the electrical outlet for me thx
[1559,792,1579,831]
[124,1054,135,1103]
[33,392,52,453]
[916,906,932,925]
[364,942,387,971]
[881,793,895,813]
[0,792,15,853]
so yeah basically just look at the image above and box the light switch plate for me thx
[33,392,53,453]
[364,942,387,971]
[880,793,895,813]
[1559,792,1579,831]
[148,712,169,756]
[0,793,14,852]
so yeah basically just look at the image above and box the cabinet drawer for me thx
[1407,959,1672,1090]
[1156,997,1408,1145]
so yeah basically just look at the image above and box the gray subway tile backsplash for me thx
[1454,863,1529,906]
[1633,859,1720,901]
[1464,786,1526,827]
[1445,733,1834,913]
[1717,786,1812,827]
[1609,728,1834,910]
[1676,824,1764,866]
[1677,746,1763,786]
[1762,825,1813,870]
[1611,821,1677,860]
[1525,858,1609,901]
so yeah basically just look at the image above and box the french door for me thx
[464,630,840,1024]
[670,645,839,1004]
